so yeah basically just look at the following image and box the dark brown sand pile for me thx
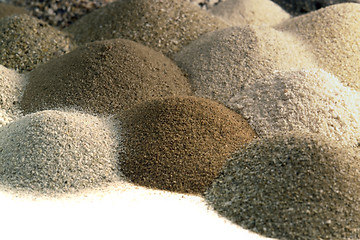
[174,25,317,104]
[276,3,360,91]
[65,0,228,57]
[0,14,75,72]
[116,96,257,194]
[210,0,290,26]
[0,110,121,194]
[0,3,28,19]
[206,132,360,239]
[20,39,192,115]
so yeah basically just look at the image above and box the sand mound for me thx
[174,25,317,104]
[116,96,257,194]
[0,14,75,72]
[65,0,228,57]
[0,3,28,19]
[206,132,360,239]
[0,110,121,194]
[276,3,360,91]
[227,69,360,147]
[20,39,192,115]
[210,0,290,26]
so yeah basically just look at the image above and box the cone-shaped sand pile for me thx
[116,96,257,194]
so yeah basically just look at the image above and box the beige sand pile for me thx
[0,3,28,19]
[116,96,257,194]
[174,25,317,104]
[0,110,121,194]
[206,132,360,239]
[20,39,192,115]
[0,65,27,127]
[227,69,360,147]
[210,0,290,26]
[0,14,75,72]
[65,0,228,57]
[276,3,360,91]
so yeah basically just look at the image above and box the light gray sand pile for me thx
[276,3,360,91]
[210,0,290,26]
[206,132,360,239]
[0,14,75,72]
[65,0,228,57]
[0,2,28,19]
[227,69,360,147]
[0,65,27,127]
[0,110,121,194]
[174,25,317,104]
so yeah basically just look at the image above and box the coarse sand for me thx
[174,25,317,105]
[0,2,28,19]
[227,69,360,147]
[210,0,290,26]
[206,132,360,239]
[276,3,360,91]
[0,14,75,72]
[116,96,257,194]
[0,110,121,195]
[65,0,229,57]
[20,39,192,115]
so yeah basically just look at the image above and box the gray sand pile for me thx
[174,25,317,104]
[0,65,27,127]
[117,96,257,194]
[206,132,360,239]
[20,39,192,115]
[65,0,228,57]
[0,14,75,72]
[0,3,28,19]
[210,0,290,26]
[227,69,360,147]
[276,3,360,91]
[0,110,121,194]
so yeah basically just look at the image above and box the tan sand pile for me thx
[227,69,360,147]
[116,96,257,194]
[0,110,121,195]
[210,0,290,26]
[206,132,360,239]
[20,39,192,115]
[276,3,360,91]
[65,0,228,57]
[0,3,28,19]
[174,25,317,104]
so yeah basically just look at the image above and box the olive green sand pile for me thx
[0,110,120,194]
[20,39,192,115]
[206,132,360,239]
[0,3,28,19]
[276,3,360,91]
[174,25,316,104]
[116,96,257,194]
[0,14,75,72]
[65,0,228,57]
[210,0,290,26]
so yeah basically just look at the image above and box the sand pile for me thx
[0,110,121,194]
[206,132,360,239]
[276,3,360,91]
[0,3,28,19]
[0,65,27,127]
[210,0,290,26]
[116,96,257,194]
[20,39,192,115]
[0,14,75,72]
[227,69,360,147]
[65,0,228,57]
[174,25,316,104]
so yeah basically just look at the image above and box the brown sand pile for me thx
[65,0,228,57]
[174,25,317,104]
[116,96,257,194]
[227,69,360,147]
[206,132,360,239]
[0,110,121,194]
[0,14,75,72]
[20,39,192,115]
[276,3,360,91]
[210,0,290,26]
[0,3,28,19]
